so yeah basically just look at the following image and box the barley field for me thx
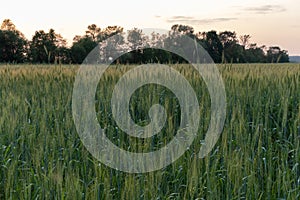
[0,64,299,199]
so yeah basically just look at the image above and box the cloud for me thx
[166,16,237,25]
[168,16,194,20]
[243,5,286,14]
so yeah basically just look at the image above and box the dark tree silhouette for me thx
[0,20,291,64]
[267,46,289,63]
[71,36,98,64]
[0,19,27,63]
[29,29,58,63]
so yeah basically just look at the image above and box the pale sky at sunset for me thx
[1,0,300,55]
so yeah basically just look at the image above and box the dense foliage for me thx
[0,19,290,64]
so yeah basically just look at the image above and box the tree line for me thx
[0,19,289,64]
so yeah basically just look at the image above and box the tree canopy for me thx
[0,19,290,64]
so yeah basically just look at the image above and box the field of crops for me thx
[0,64,299,199]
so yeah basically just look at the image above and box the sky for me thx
[1,0,300,55]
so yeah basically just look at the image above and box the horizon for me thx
[1,0,300,56]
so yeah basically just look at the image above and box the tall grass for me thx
[0,63,299,199]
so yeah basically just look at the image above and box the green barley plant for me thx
[0,63,299,199]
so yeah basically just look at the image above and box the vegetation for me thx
[0,64,299,199]
[0,19,290,64]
